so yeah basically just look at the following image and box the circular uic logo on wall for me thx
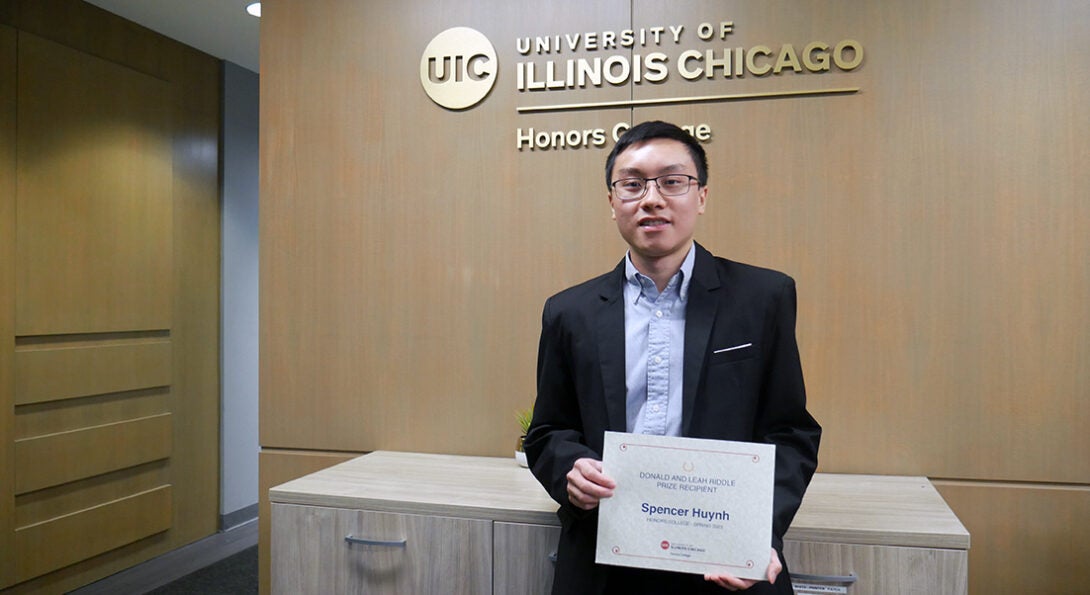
[419,27,497,110]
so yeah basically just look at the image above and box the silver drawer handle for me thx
[344,535,407,548]
[791,572,857,585]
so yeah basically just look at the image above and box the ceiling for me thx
[83,0,260,73]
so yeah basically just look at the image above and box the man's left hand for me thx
[703,547,782,591]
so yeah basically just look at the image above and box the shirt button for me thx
[654,356,663,364]
[652,404,660,412]
[655,310,663,318]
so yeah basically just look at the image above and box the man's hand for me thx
[703,547,782,591]
[566,457,616,510]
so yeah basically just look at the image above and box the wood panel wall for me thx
[1,21,17,589]
[260,1,1089,593]
[0,0,221,592]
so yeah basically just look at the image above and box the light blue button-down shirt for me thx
[623,244,695,436]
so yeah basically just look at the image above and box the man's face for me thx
[608,138,707,266]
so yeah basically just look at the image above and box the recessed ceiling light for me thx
[246,2,261,17]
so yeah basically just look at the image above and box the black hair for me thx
[604,121,708,188]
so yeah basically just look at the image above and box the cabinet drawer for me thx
[272,503,492,594]
[784,540,968,595]
[494,521,561,595]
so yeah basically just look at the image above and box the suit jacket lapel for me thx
[682,243,721,435]
[596,260,628,433]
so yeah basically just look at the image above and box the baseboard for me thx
[220,503,259,531]
[68,519,258,595]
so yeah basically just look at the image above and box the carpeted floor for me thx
[145,545,258,594]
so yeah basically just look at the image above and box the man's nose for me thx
[640,182,667,207]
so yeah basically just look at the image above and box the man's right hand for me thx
[566,457,616,510]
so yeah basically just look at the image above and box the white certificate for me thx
[596,431,775,580]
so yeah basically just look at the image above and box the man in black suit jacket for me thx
[525,121,821,594]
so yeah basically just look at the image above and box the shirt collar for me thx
[624,242,696,302]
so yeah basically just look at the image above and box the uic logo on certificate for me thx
[596,431,775,580]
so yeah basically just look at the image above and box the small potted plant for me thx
[515,406,533,467]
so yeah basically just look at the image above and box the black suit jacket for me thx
[525,243,821,594]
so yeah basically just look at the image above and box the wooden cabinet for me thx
[271,504,491,594]
[270,452,969,595]
[785,541,968,594]
[783,474,970,595]
[270,452,559,595]
[493,521,561,595]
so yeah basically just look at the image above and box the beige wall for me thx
[0,0,222,591]
[260,1,1089,593]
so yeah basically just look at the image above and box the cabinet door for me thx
[272,503,492,594]
[494,521,561,595]
[784,539,968,595]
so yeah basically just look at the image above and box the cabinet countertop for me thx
[269,450,969,550]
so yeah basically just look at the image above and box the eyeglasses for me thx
[610,174,698,201]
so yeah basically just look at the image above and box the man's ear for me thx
[608,193,616,220]
[697,186,708,215]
